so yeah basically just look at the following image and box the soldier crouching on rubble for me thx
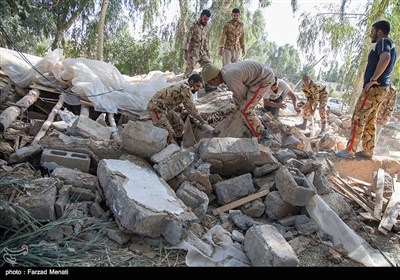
[147,73,212,144]
[201,61,275,146]
[296,74,328,135]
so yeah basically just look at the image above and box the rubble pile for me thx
[1,49,399,267]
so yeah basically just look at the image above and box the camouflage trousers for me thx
[303,93,328,125]
[149,110,184,143]
[240,74,275,138]
[376,86,397,127]
[222,49,240,66]
[346,86,388,156]
[184,51,212,77]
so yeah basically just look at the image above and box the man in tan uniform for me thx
[296,74,328,135]
[183,9,212,77]
[201,61,275,146]
[219,8,245,66]
[147,74,210,144]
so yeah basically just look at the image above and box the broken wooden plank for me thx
[378,181,400,233]
[29,83,62,94]
[0,89,40,133]
[359,212,380,222]
[332,179,374,214]
[374,168,385,219]
[335,176,375,210]
[352,186,388,204]
[347,176,372,187]
[212,189,270,216]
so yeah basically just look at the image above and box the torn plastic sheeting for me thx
[306,195,393,267]
[170,225,251,267]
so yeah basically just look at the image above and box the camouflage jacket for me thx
[183,20,209,54]
[302,81,328,108]
[219,20,245,51]
[147,83,198,117]
[377,85,397,126]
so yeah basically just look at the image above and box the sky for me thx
[261,0,369,47]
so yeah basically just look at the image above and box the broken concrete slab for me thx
[51,167,100,192]
[198,137,260,176]
[244,225,299,267]
[41,148,91,173]
[8,144,43,164]
[154,149,195,181]
[176,182,209,222]
[16,177,58,221]
[248,145,279,166]
[55,185,71,218]
[97,159,196,238]
[275,167,316,206]
[313,171,332,195]
[68,115,111,141]
[213,173,255,205]
[122,120,167,159]
[273,149,298,164]
[185,160,212,194]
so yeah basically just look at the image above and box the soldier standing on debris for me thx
[201,61,275,146]
[219,8,245,66]
[296,74,328,135]
[183,9,212,78]
[336,20,397,160]
[263,77,300,117]
[147,74,211,144]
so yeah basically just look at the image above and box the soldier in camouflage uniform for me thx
[147,74,209,143]
[296,74,328,134]
[219,8,245,66]
[336,20,397,160]
[183,9,212,78]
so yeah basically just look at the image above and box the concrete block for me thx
[214,173,255,205]
[41,148,91,173]
[229,210,262,231]
[104,228,131,245]
[90,203,105,218]
[244,225,299,267]
[55,185,71,218]
[240,199,266,218]
[69,115,111,141]
[264,191,300,220]
[294,215,319,236]
[70,187,96,202]
[122,120,168,158]
[253,163,280,178]
[176,182,209,221]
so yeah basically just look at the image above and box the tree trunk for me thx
[97,0,109,61]
[0,89,40,133]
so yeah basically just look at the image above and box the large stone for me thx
[240,199,266,218]
[154,149,195,181]
[264,191,300,220]
[213,173,255,205]
[253,163,280,177]
[176,182,209,221]
[97,159,196,238]
[244,225,299,267]
[150,144,181,163]
[294,215,319,236]
[229,210,262,231]
[185,160,212,194]
[198,138,260,176]
[313,171,332,195]
[16,178,58,221]
[122,120,168,158]
[320,192,352,219]
[275,167,316,206]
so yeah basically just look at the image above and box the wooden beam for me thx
[374,169,385,219]
[212,189,270,216]
[378,180,400,233]
[347,176,372,187]
[335,176,374,210]
[332,179,374,214]
[352,186,388,204]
